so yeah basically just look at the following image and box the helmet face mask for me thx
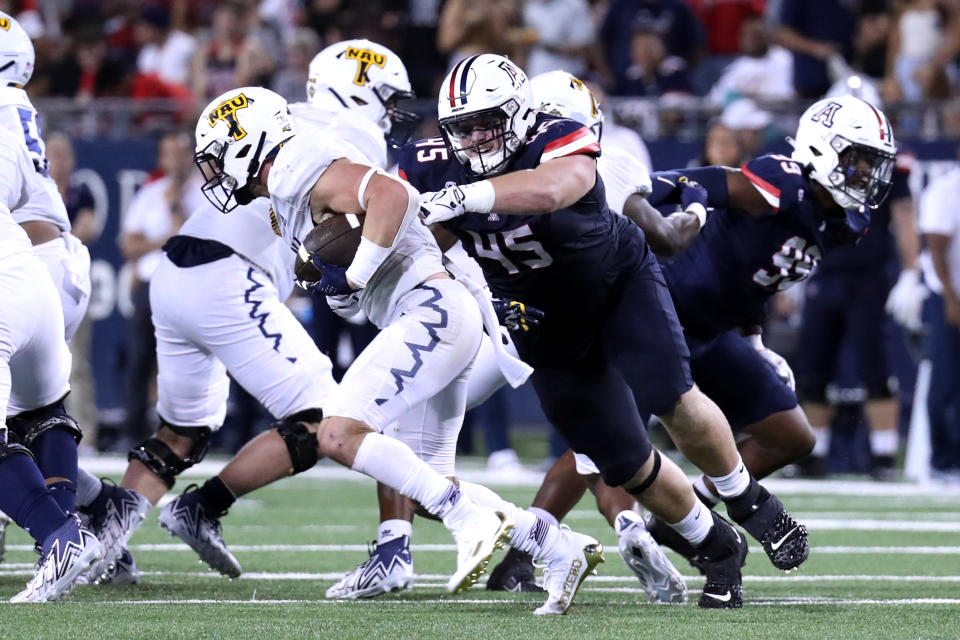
[829,141,895,209]
[439,103,522,176]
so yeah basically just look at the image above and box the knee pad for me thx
[0,436,35,463]
[625,450,662,497]
[6,397,83,447]
[273,409,322,474]
[127,420,212,489]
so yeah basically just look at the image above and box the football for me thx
[294,213,365,282]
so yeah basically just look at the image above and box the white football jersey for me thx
[0,87,70,232]
[268,126,444,328]
[598,144,652,215]
[0,126,36,259]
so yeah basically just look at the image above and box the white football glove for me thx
[326,292,361,319]
[885,268,928,331]
[746,334,796,391]
[420,186,467,224]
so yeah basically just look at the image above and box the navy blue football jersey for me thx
[400,114,648,314]
[659,153,866,338]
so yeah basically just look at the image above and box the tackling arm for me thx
[649,166,772,216]
[621,193,701,257]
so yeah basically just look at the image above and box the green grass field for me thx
[2,459,959,640]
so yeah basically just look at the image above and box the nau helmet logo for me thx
[810,101,842,128]
[0,18,10,31]
[208,93,251,141]
[343,47,386,86]
[569,75,600,118]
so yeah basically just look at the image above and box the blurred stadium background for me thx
[9,0,960,482]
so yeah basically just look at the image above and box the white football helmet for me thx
[791,94,896,210]
[531,70,603,139]
[306,39,416,144]
[194,87,295,213]
[437,54,537,176]
[0,12,34,87]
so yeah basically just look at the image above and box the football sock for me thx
[75,467,103,508]
[378,519,412,544]
[693,475,721,507]
[31,428,78,513]
[352,432,466,520]
[707,456,751,499]
[0,453,70,545]
[198,476,237,516]
[669,499,711,547]
[529,507,559,528]
[870,429,898,456]
[459,481,561,562]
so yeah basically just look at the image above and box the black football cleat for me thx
[486,547,545,593]
[724,478,809,571]
[696,512,747,609]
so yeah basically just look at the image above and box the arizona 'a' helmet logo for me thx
[208,94,251,141]
[810,101,841,128]
[343,47,386,87]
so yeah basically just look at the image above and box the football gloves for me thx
[678,176,708,211]
[296,257,356,297]
[886,268,927,331]
[747,334,796,391]
[420,186,467,224]
[493,298,544,332]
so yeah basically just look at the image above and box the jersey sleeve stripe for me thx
[542,128,591,154]
[741,163,781,211]
[541,138,600,163]
[398,167,409,181]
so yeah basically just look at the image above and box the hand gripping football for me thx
[294,213,365,282]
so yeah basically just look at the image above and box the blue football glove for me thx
[678,176,708,210]
[296,258,356,297]
[492,298,544,332]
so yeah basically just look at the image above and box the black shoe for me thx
[485,547,545,593]
[646,515,701,572]
[724,479,809,571]
[697,512,746,609]
[869,455,897,482]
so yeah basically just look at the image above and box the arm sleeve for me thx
[648,166,729,208]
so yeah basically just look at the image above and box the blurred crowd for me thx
[5,0,959,111]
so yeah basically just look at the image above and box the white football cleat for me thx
[326,535,414,599]
[534,526,604,615]
[83,483,150,582]
[445,508,513,593]
[615,510,687,603]
[11,514,104,603]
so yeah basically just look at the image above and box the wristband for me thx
[345,236,391,289]
[461,180,496,214]
[685,202,707,229]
